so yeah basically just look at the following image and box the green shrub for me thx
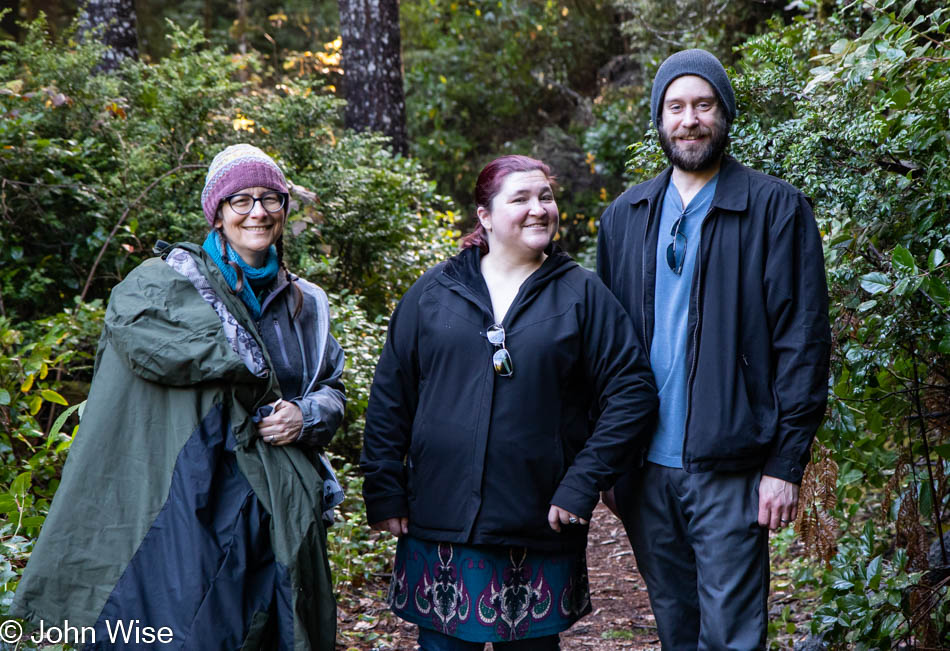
[0,299,104,611]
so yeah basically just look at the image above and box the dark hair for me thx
[460,155,555,253]
[214,207,303,319]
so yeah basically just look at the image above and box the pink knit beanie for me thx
[201,144,289,225]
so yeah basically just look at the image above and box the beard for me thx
[658,112,730,172]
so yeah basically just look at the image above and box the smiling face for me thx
[477,170,558,261]
[213,186,285,267]
[658,75,729,172]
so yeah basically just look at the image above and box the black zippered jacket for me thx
[597,156,831,484]
[361,246,658,551]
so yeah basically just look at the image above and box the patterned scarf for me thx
[202,230,278,320]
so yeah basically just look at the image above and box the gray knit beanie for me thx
[650,49,736,127]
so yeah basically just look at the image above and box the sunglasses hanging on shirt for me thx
[486,324,513,377]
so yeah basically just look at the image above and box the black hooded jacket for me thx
[597,156,831,483]
[361,246,658,551]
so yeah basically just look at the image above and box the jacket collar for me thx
[623,155,749,213]
[442,242,576,288]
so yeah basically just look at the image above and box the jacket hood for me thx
[103,244,267,388]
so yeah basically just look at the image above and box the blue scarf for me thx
[202,230,279,320]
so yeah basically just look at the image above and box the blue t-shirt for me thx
[647,175,718,468]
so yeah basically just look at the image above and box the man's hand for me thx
[757,474,799,531]
[548,505,589,532]
[371,517,409,537]
[258,399,303,446]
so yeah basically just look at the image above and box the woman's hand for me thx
[371,517,409,537]
[547,505,588,532]
[258,399,303,446]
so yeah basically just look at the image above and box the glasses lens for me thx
[228,194,253,213]
[486,324,505,345]
[261,193,285,213]
[492,348,513,376]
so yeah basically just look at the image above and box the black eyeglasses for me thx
[665,214,687,275]
[486,324,513,377]
[224,192,288,215]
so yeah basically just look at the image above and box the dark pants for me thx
[417,628,560,650]
[616,463,769,650]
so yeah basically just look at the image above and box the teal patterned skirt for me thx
[388,536,591,643]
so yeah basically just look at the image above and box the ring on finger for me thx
[568,516,578,524]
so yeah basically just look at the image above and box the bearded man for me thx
[596,49,831,649]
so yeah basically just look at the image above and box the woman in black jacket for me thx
[360,155,658,650]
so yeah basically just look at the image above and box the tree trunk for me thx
[78,0,138,72]
[1,0,19,41]
[337,0,408,155]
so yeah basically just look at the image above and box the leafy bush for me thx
[326,455,397,596]
[0,299,104,611]
[400,0,622,238]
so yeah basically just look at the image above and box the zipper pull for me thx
[741,354,750,367]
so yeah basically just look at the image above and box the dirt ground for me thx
[336,503,660,650]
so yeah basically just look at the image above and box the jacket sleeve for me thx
[359,287,422,525]
[762,194,831,483]
[292,333,346,448]
[550,280,658,519]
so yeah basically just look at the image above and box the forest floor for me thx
[336,503,817,650]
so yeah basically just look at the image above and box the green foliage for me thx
[0,18,454,323]
[325,456,397,596]
[612,0,781,67]
[400,0,621,229]
[809,523,920,649]
[325,292,388,458]
[0,19,242,320]
[0,299,103,611]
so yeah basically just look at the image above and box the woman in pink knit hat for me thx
[13,143,345,650]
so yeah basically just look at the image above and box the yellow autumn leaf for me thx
[29,393,43,415]
[232,115,255,132]
[21,374,34,393]
[41,389,68,406]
